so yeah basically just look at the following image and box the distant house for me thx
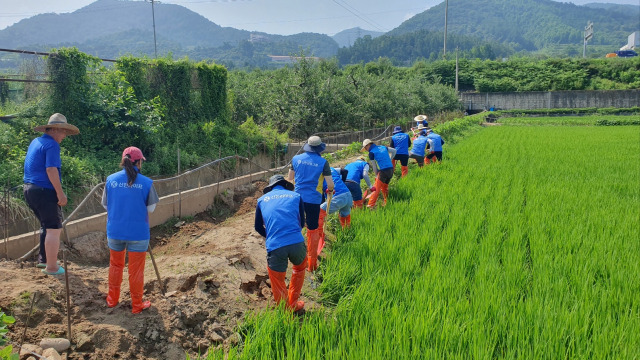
[267,55,321,64]
[620,31,639,51]
[249,34,269,43]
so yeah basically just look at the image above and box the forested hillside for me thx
[337,30,514,65]
[389,0,638,51]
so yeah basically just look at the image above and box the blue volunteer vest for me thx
[106,169,154,241]
[324,167,350,196]
[257,187,305,252]
[345,160,367,182]
[411,136,429,157]
[427,133,444,152]
[391,133,410,155]
[369,144,393,171]
[291,152,327,204]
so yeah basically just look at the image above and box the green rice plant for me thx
[499,114,640,126]
[219,124,640,359]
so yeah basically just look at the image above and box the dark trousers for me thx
[24,184,63,263]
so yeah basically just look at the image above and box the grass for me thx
[194,122,640,359]
[498,114,640,126]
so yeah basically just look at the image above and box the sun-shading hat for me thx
[302,135,326,153]
[122,146,146,161]
[361,139,374,151]
[263,174,294,194]
[392,126,403,134]
[414,115,427,122]
[417,124,428,130]
[34,113,80,135]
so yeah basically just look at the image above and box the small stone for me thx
[74,332,94,352]
[41,348,62,360]
[165,291,177,297]
[209,332,224,344]
[20,344,43,360]
[39,338,70,352]
[174,221,185,228]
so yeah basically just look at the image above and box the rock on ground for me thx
[39,338,70,352]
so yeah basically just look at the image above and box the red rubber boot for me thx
[267,267,287,305]
[367,177,383,209]
[128,251,151,314]
[352,199,364,209]
[339,215,351,228]
[401,166,409,178]
[107,250,125,308]
[306,229,321,272]
[381,183,389,207]
[287,259,307,312]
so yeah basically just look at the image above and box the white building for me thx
[621,31,639,51]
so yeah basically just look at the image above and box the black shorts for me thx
[377,168,394,184]
[393,154,409,166]
[303,202,320,230]
[426,151,443,161]
[345,180,363,201]
[409,153,425,166]
[267,241,307,272]
[23,184,63,230]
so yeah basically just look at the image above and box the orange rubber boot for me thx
[107,249,125,308]
[318,209,328,241]
[352,199,364,209]
[401,166,409,178]
[306,229,320,272]
[287,259,307,312]
[267,267,287,305]
[367,177,383,209]
[339,215,351,228]
[381,183,389,207]
[425,157,431,165]
[128,251,151,314]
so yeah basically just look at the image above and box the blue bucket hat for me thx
[302,135,326,154]
[392,126,403,134]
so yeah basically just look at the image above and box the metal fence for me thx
[4,121,413,260]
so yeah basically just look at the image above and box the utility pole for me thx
[455,47,459,92]
[151,0,158,58]
[443,0,449,59]
[583,21,593,59]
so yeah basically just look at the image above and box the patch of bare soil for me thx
[0,179,324,360]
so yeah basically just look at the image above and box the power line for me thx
[331,0,388,33]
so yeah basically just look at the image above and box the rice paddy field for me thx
[211,123,640,359]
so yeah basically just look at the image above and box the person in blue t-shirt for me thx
[101,147,159,314]
[318,167,353,243]
[255,175,307,312]
[409,130,429,167]
[288,136,334,272]
[23,113,79,275]
[426,128,445,163]
[361,139,396,209]
[389,125,411,178]
[343,157,375,208]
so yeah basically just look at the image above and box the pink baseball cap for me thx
[122,146,146,161]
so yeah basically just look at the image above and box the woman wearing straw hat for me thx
[389,125,411,178]
[23,113,79,275]
[361,139,396,209]
[287,136,334,272]
[101,147,159,314]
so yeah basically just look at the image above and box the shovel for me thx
[317,191,333,255]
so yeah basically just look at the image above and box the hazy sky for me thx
[0,0,638,35]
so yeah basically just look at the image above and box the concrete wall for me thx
[460,89,640,111]
[2,168,277,260]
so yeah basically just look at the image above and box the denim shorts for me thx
[108,238,149,253]
[321,192,353,217]
[267,241,307,272]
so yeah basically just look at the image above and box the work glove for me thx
[369,187,376,192]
